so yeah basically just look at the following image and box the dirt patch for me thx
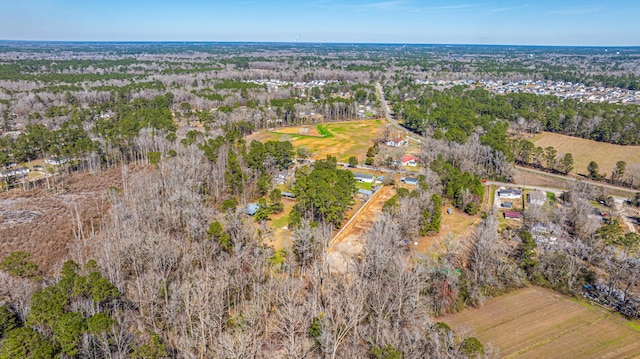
[527,132,640,177]
[327,186,395,272]
[0,167,129,275]
[273,126,322,137]
[441,286,640,359]
[415,206,479,255]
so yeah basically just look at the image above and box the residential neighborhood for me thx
[414,78,640,104]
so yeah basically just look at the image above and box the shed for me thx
[245,204,260,216]
[504,211,521,220]
[358,189,374,196]
[502,201,513,209]
[281,192,296,199]
[401,177,419,185]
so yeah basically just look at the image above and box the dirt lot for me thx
[527,132,640,177]
[0,167,128,275]
[275,126,323,137]
[415,206,479,255]
[327,186,395,272]
[441,286,640,359]
[247,120,387,162]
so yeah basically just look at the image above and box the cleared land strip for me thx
[441,286,640,359]
[327,186,395,272]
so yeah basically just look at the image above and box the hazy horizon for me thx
[1,0,639,46]
[2,40,640,49]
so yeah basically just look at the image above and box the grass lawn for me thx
[356,182,373,191]
[269,200,295,230]
[271,212,290,229]
[415,205,480,255]
[246,119,386,162]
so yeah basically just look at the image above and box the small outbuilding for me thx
[281,192,296,199]
[504,211,521,220]
[401,177,419,185]
[358,189,374,196]
[245,204,260,216]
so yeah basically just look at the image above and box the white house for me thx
[0,167,29,179]
[386,137,407,147]
[401,155,417,166]
[528,191,546,206]
[45,158,71,166]
[354,173,375,183]
[498,188,523,199]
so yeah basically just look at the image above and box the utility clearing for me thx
[327,186,395,273]
[441,286,640,359]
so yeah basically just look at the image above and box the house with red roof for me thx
[401,154,417,166]
[504,211,521,220]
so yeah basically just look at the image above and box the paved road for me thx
[376,81,638,198]
[515,166,637,196]
[375,82,425,144]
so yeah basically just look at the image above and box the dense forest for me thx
[392,86,640,146]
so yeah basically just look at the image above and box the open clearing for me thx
[327,186,395,272]
[266,199,295,251]
[415,206,479,255]
[442,286,640,359]
[0,167,128,275]
[247,120,386,162]
[527,132,640,177]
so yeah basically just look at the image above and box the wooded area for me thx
[1,42,640,358]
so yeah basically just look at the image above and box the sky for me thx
[0,0,638,46]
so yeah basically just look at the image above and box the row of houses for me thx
[0,167,30,179]
[385,137,408,147]
[499,187,547,206]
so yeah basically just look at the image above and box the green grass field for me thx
[247,120,386,162]
[356,181,373,191]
